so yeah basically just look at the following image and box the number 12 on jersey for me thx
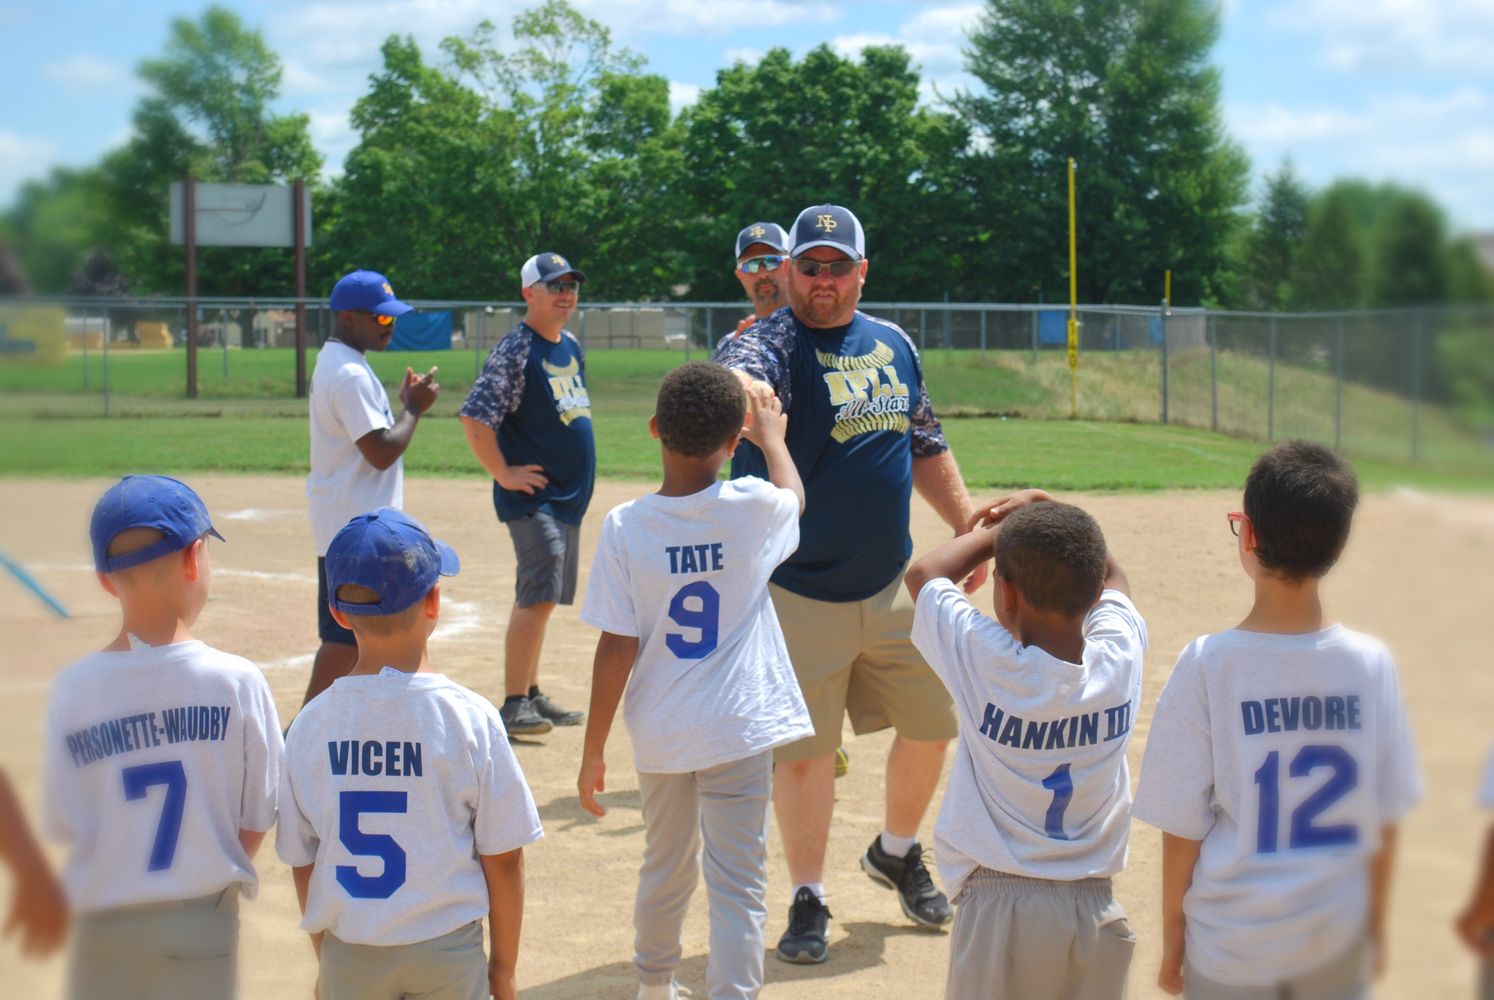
[1253,744,1359,853]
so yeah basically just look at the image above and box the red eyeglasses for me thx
[1227,511,1248,537]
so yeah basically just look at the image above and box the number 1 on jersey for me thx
[1042,763,1074,840]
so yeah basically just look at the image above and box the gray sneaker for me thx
[500,697,553,737]
[530,692,585,726]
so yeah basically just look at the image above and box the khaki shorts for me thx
[70,887,239,1000]
[770,572,956,762]
[319,920,487,1000]
[946,869,1134,1000]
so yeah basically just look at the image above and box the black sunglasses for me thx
[792,258,858,278]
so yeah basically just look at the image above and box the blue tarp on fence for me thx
[390,310,451,351]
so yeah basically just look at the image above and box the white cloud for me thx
[1229,87,1494,228]
[0,130,60,202]
[43,54,130,92]
[668,81,702,116]
[829,3,983,103]
[570,0,843,38]
[723,47,766,65]
[1270,0,1494,76]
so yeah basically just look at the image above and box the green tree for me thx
[3,168,101,293]
[1242,160,1310,309]
[676,44,971,302]
[1369,191,1445,306]
[93,5,322,296]
[956,0,1250,304]
[1290,186,1363,309]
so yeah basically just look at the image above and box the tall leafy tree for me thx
[1242,160,1310,309]
[956,0,1249,304]
[93,6,322,296]
[1369,191,1446,306]
[1290,186,1363,310]
[676,44,972,302]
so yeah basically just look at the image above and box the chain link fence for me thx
[2,295,1490,468]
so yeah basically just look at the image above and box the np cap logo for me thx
[381,282,393,295]
[550,255,566,266]
[790,204,865,261]
[816,214,838,232]
[521,252,588,288]
[750,225,766,238]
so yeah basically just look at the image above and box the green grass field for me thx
[2,346,1491,491]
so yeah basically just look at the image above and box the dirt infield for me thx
[0,475,1489,999]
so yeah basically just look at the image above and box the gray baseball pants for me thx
[1183,937,1369,1000]
[69,886,239,1000]
[635,749,773,1000]
[945,869,1135,1000]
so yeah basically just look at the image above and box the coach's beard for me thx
[793,287,858,328]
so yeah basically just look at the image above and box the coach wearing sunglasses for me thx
[304,269,441,706]
[459,253,595,739]
[717,204,985,964]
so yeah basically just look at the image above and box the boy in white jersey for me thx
[44,474,284,1000]
[1134,441,1421,998]
[277,508,542,1000]
[577,361,813,1000]
[1457,745,1494,998]
[906,489,1145,999]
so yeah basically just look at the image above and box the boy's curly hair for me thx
[995,502,1109,618]
[655,362,747,458]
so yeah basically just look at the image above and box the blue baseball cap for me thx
[520,252,587,289]
[735,222,789,258]
[91,475,224,574]
[325,508,460,617]
[788,204,865,260]
[329,270,414,317]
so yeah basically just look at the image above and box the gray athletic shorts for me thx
[319,920,486,1000]
[945,869,1133,1000]
[69,886,239,1000]
[505,510,580,607]
[1184,937,1368,1000]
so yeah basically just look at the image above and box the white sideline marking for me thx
[222,508,298,522]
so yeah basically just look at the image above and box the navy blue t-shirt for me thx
[458,324,596,525]
[717,307,949,602]
[713,322,768,481]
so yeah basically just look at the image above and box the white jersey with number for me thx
[276,669,542,947]
[1133,625,1421,986]
[307,340,402,556]
[43,640,283,913]
[579,477,813,774]
[911,580,1147,898]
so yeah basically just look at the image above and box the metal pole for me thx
[942,291,951,349]
[1209,313,1218,432]
[705,306,713,358]
[1334,314,1345,451]
[1411,312,1423,462]
[1159,300,1169,424]
[1030,308,1037,362]
[102,305,110,418]
[919,308,927,351]
[1267,316,1277,441]
[82,306,89,390]
[184,174,198,399]
[293,178,308,399]
[980,309,987,352]
[221,306,229,381]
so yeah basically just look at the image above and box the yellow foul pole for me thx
[1067,158,1078,419]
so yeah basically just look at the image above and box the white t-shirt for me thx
[912,580,1147,898]
[1133,625,1422,986]
[579,477,814,774]
[276,669,542,947]
[43,640,283,913]
[307,340,402,556]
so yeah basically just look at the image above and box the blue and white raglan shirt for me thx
[459,323,596,525]
[712,321,768,482]
[716,306,949,602]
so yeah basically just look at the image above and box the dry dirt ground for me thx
[0,476,1489,999]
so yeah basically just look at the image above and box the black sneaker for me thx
[860,838,952,929]
[530,692,585,726]
[500,697,553,737]
[775,887,831,964]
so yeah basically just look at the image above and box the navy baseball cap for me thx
[91,475,225,574]
[329,270,414,317]
[735,222,789,258]
[325,508,460,617]
[788,204,865,260]
[521,252,587,288]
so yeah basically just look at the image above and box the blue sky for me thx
[2,0,1491,229]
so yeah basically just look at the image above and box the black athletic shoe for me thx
[530,692,585,726]
[860,838,952,929]
[775,887,831,964]
[500,697,553,737]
